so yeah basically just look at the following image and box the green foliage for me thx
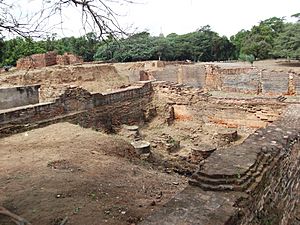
[52,33,100,61]
[0,38,46,66]
[292,13,300,22]
[94,27,235,62]
[231,17,285,60]
[239,54,255,65]
[230,30,250,58]
[0,32,101,66]
[0,15,299,67]
[273,23,300,59]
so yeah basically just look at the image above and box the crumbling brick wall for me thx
[68,53,83,64]
[56,53,83,65]
[56,55,69,65]
[0,82,153,137]
[204,64,223,91]
[204,65,300,95]
[17,52,57,69]
[17,52,83,69]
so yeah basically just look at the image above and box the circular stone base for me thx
[131,141,151,154]
[124,125,139,131]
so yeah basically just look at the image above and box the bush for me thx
[239,54,255,65]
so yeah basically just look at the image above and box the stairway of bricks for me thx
[189,104,300,193]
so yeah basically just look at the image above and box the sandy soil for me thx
[0,123,187,225]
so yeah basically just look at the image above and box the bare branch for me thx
[0,0,136,39]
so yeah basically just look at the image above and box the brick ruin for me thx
[0,61,299,225]
[139,83,300,225]
[56,52,84,65]
[202,65,300,96]
[0,82,153,137]
[141,63,300,96]
[16,52,83,69]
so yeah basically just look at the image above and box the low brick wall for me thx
[0,82,153,136]
[0,85,40,110]
[0,64,128,102]
[204,65,300,95]
[151,64,206,88]
[150,63,299,96]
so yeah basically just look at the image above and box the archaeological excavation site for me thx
[0,54,299,225]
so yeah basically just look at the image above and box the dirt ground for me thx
[202,59,300,73]
[0,123,187,225]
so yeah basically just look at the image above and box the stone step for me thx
[189,174,256,192]
[189,152,279,192]
[195,151,267,180]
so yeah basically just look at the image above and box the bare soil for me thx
[0,123,187,225]
[202,59,300,73]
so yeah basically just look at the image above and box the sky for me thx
[119,0,300,37]
[4,0,300,39]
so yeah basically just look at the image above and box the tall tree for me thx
[273,22,300,59]
[232,17,285,59]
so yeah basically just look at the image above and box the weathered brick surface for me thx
[149,63,300,95]
[261,71,289,95]
[16,52,57,69]
[56,55,69,65]
[0,64,126,102]
[152,64,206,88]
[238,142,300,225]
[56,53,83,65]
[204,64,300,95]
[0,82,153,137]
[16,52,83,69]
[204,64,223,91]
[67,53,83,64]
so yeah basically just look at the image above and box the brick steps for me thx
[189,150,281,192]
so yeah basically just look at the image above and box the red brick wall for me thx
[16,52,57,69]
[17,52,83,69]
[56,55,69,65]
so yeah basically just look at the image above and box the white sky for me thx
[4,0,300,38]
[120,0,300,37]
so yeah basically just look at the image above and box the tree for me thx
[0,0,133,38]
[0,37,4,65]
[94,32,156,62]
[94,35,119,61]
[273,22,300,59]
[232,17,285,60]
[230,29,250,59]
[292,13,300,22]
[153,36,173,61]
[239,54,255,66]
[0,37,47,66]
